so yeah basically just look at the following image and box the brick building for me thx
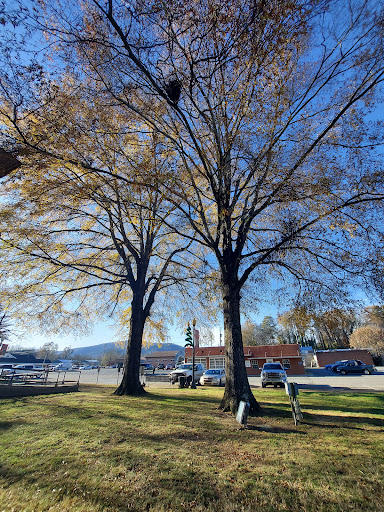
[314,349,373,367]
[145,350,183,368]
[185,344,305,375]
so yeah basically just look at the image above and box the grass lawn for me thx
[0,385,383,512]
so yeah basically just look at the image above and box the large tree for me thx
[2,0,384,413]
[0,80,193,395]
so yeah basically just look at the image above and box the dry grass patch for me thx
[0,385,383,511]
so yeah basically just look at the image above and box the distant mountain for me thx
[68,342,184,359]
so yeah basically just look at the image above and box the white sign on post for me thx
[236,401,250,427]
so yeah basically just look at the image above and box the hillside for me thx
[68,342,184,359]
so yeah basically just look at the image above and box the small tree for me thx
[101,349,122,367]
[363,306,384,328]
[242,321,259,346]
[37,342,58,362]
[242,317,277,346]
[61,347,73,360]
[349,325,384,359]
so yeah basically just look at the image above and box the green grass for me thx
[0,385,383,512]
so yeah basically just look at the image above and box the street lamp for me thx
[191,318,197,389]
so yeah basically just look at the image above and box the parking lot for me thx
[57,367,384,392]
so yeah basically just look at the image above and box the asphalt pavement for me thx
[60,366,384,392]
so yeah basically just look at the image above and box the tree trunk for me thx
[219,275,261,415]
[114,295,146,396]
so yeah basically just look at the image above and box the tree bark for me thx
[219,272,262,415]
[114,293,146,396]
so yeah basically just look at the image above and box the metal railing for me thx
[0,369,81,387]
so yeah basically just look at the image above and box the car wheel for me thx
[364,369,371,375]
[261,382,266,388]
[340,370,346,375]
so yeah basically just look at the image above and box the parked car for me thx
[78,365,93,370]
[157,363,165,370]
[199,368,226,386]
[0,364,14,370]
[169,363,205,386]
[13,364,47,371]
[142,363,154,373]
[0,364,15,376]
[325,360,349,372]
[165,364,173,370]
[260,363,287,388]
[334,360,376,375]
[52,362,73,371]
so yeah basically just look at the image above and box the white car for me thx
[13,364,47,372]
[199,369,226,386]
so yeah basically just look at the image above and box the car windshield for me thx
[205,370,221,375]
[263,364,283,370]
[178,364,193,370]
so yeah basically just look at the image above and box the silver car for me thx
[199,369,226,386]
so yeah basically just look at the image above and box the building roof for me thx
[185,344,301,358]
[0,353,48,364]
[146,351,180,358]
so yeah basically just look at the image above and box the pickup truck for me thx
[334,360,376,375]
[169,363,205,387]
[260,362,287,388]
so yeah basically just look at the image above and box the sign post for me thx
[236,401,250,428]
[285,382,303,425]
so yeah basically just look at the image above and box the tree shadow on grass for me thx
[302,413,384,429]
[257,405,292,419]
[0,443,224,511]
[259,402,384,429]
[143,391,222,406]
[301,403,384,416]
[245,424,306,434]
[0,419,25,431]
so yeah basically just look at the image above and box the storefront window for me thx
[186,357,207,369]
[209,357,225,369]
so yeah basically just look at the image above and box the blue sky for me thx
[9,302,281,351]
[9,322,185,351]
[9,321,216,351]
